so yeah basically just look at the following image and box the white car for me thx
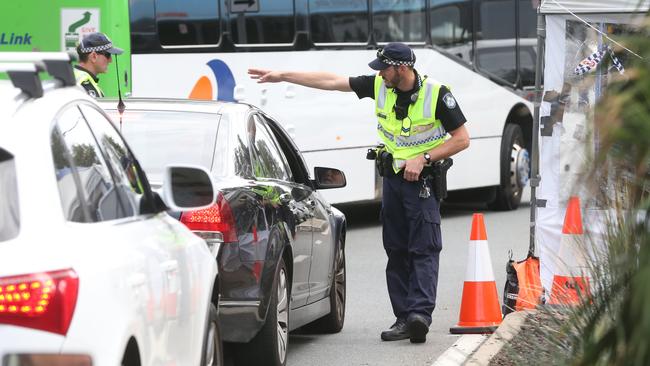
[0,53,223,366]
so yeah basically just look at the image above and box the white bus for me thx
[128,0,537,209]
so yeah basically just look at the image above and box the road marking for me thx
[431,335,488,366]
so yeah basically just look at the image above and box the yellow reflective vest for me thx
[373,74,448,172]
[74,67,104,98]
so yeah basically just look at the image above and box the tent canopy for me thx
[540,0,650,14]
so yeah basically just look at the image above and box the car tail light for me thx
[0,269,79,335]
[180,192,238,243]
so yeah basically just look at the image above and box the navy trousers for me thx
[381,173,442,324]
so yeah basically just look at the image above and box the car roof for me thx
[97,97,254,115]
[0,53,104,234]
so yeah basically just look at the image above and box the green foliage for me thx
[560,17,650,366]
[593,18,650,205]
[566,205,650,366]
[491,15,650,366]
[70,143,100,167]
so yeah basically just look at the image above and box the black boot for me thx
[407,313,429,344]
[380,319,409,341]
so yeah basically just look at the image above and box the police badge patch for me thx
[443,93,456,109]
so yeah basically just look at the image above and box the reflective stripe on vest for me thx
[74,68,104,97]
[374,74,448,168]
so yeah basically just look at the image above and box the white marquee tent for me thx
[532,0,649,297]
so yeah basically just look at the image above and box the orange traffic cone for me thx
[548,196,590,305]
[450,214,503,334]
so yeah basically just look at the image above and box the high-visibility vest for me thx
[373,74,448,172]
[74,68,104,98]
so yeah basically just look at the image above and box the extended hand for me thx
[403,156,425,182]
[248,68,282,83]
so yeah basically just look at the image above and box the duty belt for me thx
[374,149,453,201]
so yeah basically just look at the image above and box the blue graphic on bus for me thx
[207,59,235,102]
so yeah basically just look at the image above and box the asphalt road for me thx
[286,189,532,366]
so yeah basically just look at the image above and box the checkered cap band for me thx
[381,59,415,67]
[79,42,113,54]
[376,46,416,67]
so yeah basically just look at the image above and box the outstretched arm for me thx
[248,68,352,92]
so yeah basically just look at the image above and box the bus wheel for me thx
[489,124,530,211]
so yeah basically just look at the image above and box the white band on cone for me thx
[465,240,496,281]
[554,233,590,277]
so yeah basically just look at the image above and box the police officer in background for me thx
[74,32,123,97]
[248,42,469,344]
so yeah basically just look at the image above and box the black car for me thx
[100,99,347,366]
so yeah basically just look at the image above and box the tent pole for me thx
[529,9,545,256]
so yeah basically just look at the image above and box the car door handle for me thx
[160,260,178,272]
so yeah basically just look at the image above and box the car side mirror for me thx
[161,165,216,211]
[313,167,346,190]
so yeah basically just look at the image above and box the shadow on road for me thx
[333,202,381,229]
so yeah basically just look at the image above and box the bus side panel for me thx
[0,0,131,97]
[1,2,61,53]
[303,149,377,204]
[131,50,523,203]
[447,137,501,191]
[132,52,382,204]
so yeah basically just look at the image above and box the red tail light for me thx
[0,269,79,335]
[180,193,238,243]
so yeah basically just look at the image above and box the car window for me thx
[212,115,230,177]
[262,117,312,185]
[0,148,20,241]
[51,127,90,222]
[232,114,254,179]
[250,115,290,181]
[81,105,145,217]
[106,109,220,183]
[52,106,131,222]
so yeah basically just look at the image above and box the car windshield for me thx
[105,110,220,183]
[0,147,19,242]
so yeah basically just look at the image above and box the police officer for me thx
[248,42,469,344]
[74,32,123,97]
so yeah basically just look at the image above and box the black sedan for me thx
[100,99,347,366]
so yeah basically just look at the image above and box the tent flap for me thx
[540,0,650,14]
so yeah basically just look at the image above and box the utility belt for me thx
[366,144,453,201]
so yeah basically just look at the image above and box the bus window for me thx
[310,0,369,44]
[130,0,156,52]
[518,0,538,87]
[155,0,220,46]
[518,0,537,39]
[373,0,426,43]
[429,0,473,62]
[476,0,517,84]
[227,0,295,44]
[131,0,156,34]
